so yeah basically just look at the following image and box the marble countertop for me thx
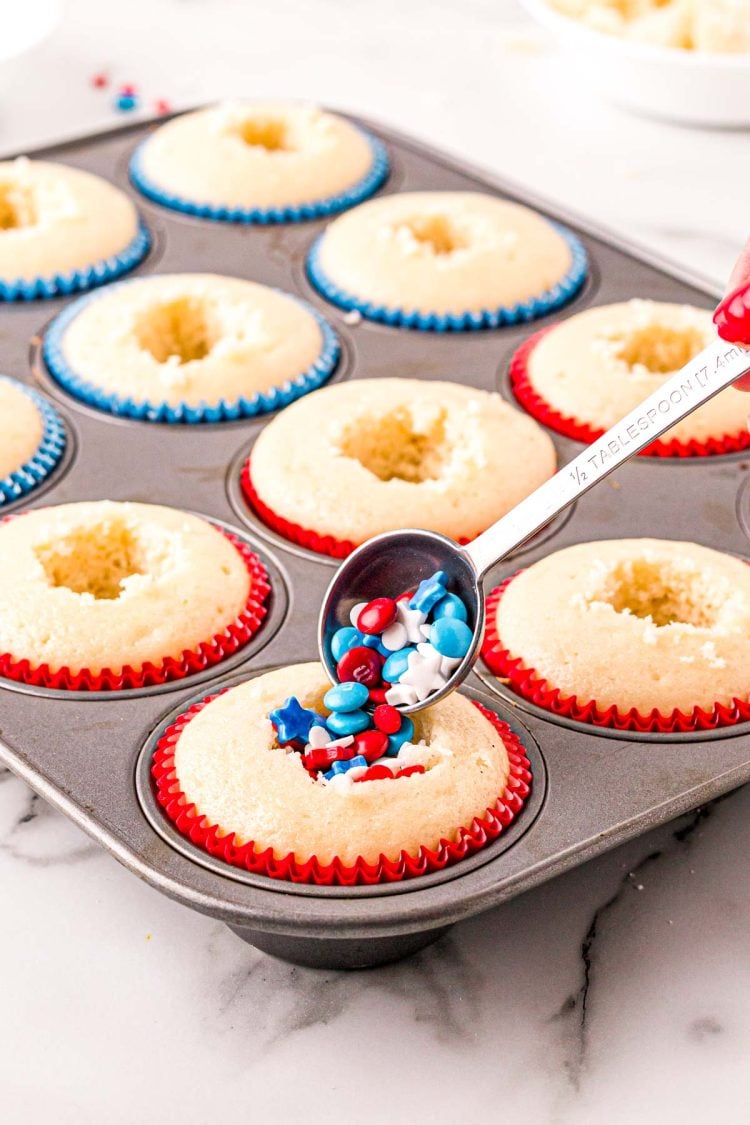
[2,2,749,1122]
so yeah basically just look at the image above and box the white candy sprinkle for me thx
[395,741,432,769]
[419,623,433,640]
[439,655,462,677]
[307,725,332,749]
[343,309,362,326]
[396,601,429,644]
[381,621,408,651]
[347,765,369,781]
[385,683,419,707]
[400,648,446,701]
[349,602,368,628]
[369,757,399,775]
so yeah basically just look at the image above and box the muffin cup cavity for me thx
[129,129,390,225]
[0,220,151,302]
[42,283,341,424]
[151,698,532,887]
[0,379,67,506]
[481,577,750,734]
[509,325,750,458]
[306,222,588,332]
[0,529,271,692]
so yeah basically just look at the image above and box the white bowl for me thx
[520,0,750,128]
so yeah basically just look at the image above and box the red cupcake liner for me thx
[482,575,750,733]
[240,457,481,559]
[509,325,750,459]
[152,696,532,886]
[0,525,271,691]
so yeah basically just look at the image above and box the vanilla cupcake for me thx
[0,377,66,505]
[153,662,532,883]
[130,101,388,223]
[243,378,557,556]
[43,274,339,423]
[510,299,750,455]
[307,191,587,330]
[0,158,149,299]
[483,538,750,730]
[0,501,270,689]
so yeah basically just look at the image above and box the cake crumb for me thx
[343,309,362,326]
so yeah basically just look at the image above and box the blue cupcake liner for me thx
[42,279,341,424]
[306,221,589,331]
[129,126,389,224]
[0,221,151,302]
[0,376,67,506]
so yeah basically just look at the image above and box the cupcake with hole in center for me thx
[243,378,557,557]
[0,501,271,690]
[43,273,339,423]
[0,376,66,505]
[153,661,532,884]
[307,190,587,330]
[482,538,750,731]
[130,101,388,223]
[510,299,750,456]
[0,158,149,300]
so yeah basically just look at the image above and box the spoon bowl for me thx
[318,528,485,715]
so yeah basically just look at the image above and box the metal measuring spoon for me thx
[319,281,750,714]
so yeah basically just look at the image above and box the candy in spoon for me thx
[319,279,750,714]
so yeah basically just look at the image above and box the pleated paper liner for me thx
[240,457,482,560]
[509,325,750,458]
[152,698,532,886]
[482,577,750,733]
[0,529,271,691]
[0,221,151,302]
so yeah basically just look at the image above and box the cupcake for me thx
[510,299,750,456]
[0,158,149,300]
[547,0,750,52]
[43,274,339,423]
[307,191,587,330]
[153,662,532,884]
[243,378,557,557]
[0,501,270,690]
[130,101,388,223]
[482,538,750,731]
[0,376,66,505]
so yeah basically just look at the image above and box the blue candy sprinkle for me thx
[409,570,449,614]
[324,754,369,780]
[331,626,364,662]
[360,634,381,650]
[324,682,370,713]
[431,618,473,659]
[326,709,371,736]
[269,696,326,745]
[382,647,416,683]
[432,592,468,623]
[387,715,415,755]
[116,92,139,112]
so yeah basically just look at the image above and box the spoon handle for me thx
[464,336,750,578]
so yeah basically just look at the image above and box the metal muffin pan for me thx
[1,112,749,971]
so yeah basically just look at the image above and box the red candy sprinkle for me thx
[396,589,416,603]
[368,687,389,704]
[91,73,109,89]
[354,764,393,782]
[352,729,389,763]
[303,744,355,771]
[154,98,172,115]
[373,704,402,734]
[399,765,426,777]
[356,597,397,635]
[120,83,137,96]
[336,646,383,687]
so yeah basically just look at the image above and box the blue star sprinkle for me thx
[408,570,449,614]
[269,696,327,745]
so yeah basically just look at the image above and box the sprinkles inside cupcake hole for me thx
[612,323,705,375]
[0,178,37,230]
[135,297,221,365]
[591,558,719,628]
[35,522,147,600]
[339,406,452,483]
[235,116,291,152]
[398,214,468,256]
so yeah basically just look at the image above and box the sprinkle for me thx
[91,72,109,89]
[115,92,139,112]
[270,696,325,745]
[408,570,449,614]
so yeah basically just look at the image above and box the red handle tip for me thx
[714,279,750,344]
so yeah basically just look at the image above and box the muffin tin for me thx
[1,111,749,970]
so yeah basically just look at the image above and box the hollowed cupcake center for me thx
[339,407,451,483]
[236,116,291,152]
[593,559,718,628]
[135,297,221,364]
[398,214,468,256]
[613,323,705,374]
[36,522,147,600]
[0,179,37,230]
